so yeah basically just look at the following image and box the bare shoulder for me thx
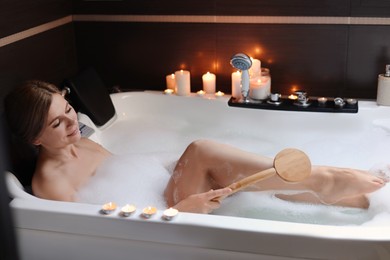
[78,137,111,155]
[31,138,111,201]
[32,165,75,202]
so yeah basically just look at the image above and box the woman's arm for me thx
[172,187,232,214]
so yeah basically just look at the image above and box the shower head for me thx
[230,53,252,71]
[230,53,252,102]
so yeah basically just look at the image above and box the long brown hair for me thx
[4,80,61,144]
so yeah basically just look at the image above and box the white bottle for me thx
[377,64,390,106]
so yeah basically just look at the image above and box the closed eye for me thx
[52,104,73,128]
[53,119,60,128]
[65,104,73,113]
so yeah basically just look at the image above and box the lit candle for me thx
[202,72,216,94]
[164,89,174,95]
[197,90,206,97]
[165,73,176,90]
[162,208,179,221]
[174,70,191,96]
[120,204,136,217]
[288,94,298,100]
[249,76,270,100]
[101,202,117,215]
[142,206,157,219]
[317,97,327,105]
[346,98,357,105]
[249,58,261,78]
[215,91,225,98]
[231,71,241,99]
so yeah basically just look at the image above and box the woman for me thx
[4,80,387,213]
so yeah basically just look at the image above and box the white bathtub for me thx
[7,91,390,259]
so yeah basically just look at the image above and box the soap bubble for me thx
[76,110,390,226]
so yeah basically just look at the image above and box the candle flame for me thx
[291,85,299,93]
[164,207,179,217]
[143,206,157,214]
[288,94,298,100]
[255,47,262,55]
[103,202,117,210]
[213,61,219,71]
[121,204,136,212]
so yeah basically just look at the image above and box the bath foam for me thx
[214,191,371,226]
[76,110,390,226]
[75,150,390,226]
[363,163,390,226]
[76,153,173,209]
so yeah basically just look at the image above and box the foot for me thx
[310,166,387,206]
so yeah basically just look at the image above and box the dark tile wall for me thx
[346,25,390,97]
[75,22,218,92]
[2,0,390,104]
[0,24,78,112]
[75,22,350,97]
[351,0,390,17]
[0,0,77,111]
[215,0,351,16]
[0,0,72,38]
[73,0,216,15]
[72,0,390,99]
[216,24,349,97]
[73,0,352,16]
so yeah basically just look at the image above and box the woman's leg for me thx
[164,140,386,208]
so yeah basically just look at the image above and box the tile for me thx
[75,22,217,92]
[215,0,350,16]
[351,0,390,17]
[73,0,216,15]
[216,24,348,97]
[0,0,72,38]
[346,25,390,98]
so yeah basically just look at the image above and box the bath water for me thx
[76,113,390,226]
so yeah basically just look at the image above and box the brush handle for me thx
[228,167,276,193]
[212,167,276,202]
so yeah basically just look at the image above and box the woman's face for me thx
[34,93,80,148]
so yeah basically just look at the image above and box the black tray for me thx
[228,97,358,113]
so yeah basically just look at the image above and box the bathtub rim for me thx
[7,170,390,242]
[9,196,390,240]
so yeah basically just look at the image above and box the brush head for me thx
[230,53,252,70]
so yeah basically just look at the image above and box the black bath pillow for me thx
[63,67,116,126]
[1,114,36,190]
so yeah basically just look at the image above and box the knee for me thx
[186,139,213,154]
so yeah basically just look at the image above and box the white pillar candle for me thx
[231,70,242,99]
[166,73,176,90]
[202,72,216,94]
[249,58,261,78]
[174,70,191,96]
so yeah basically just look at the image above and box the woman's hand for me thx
[173,187,232,214]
